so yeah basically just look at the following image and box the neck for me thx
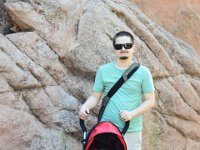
[115,58,133,69]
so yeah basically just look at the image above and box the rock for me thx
[0,105,65,150]
[0,0,199,149]
[168,75,200,114]
[0,44,41,89]
[166,116,200,141]
[0,76,13,92]
[0,1,12,34]
[0,91,31,113]
[155,79,200,124]
[132,0,200,55]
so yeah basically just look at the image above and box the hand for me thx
[79,105,90,120]
[119,110,132,122]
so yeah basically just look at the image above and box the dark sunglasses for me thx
[114,43,133,50]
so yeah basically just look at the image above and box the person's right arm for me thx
[79,92,103,120]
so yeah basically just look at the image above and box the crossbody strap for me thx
[97,63,140,127]
[107,63,140,99]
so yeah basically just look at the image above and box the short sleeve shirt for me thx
[93,61,155,132]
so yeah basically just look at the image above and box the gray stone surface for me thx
[0,0,199,149]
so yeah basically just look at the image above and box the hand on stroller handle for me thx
[79,105,90,120]
[79,118,130,135]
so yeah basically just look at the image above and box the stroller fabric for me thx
[84,122,127,150]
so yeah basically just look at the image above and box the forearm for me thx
[79,92,102,120]
[82,95,100,110]
[130,99,155,119]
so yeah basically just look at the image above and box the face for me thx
[114,36,134,60]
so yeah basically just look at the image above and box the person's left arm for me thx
[120,67,155,121]
[119,92,155,122]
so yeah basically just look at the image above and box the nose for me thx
[121,46,125,51]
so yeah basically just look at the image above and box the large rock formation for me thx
[0,0,199,149]
[133,0,200,55]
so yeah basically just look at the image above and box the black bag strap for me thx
[107,63,140,99]
[97,63,140,133]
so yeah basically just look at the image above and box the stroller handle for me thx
[121,121,130,135]
[80,119,87,148]
[79,119,130,135]
[80,119,87,133]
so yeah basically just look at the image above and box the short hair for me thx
[113,31,134,46]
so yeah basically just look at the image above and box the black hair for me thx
[112,31,134,46]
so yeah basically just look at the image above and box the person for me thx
[79,31,155,150]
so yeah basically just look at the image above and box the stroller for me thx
[79,63,140,150]
[80,119,129,150]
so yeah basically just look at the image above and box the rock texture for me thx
[133,0,200,55]
[0,0,199,150]
[0,0,12,34]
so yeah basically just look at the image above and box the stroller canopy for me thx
[83,122,127,150]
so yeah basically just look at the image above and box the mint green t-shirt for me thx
[93,61,155,132]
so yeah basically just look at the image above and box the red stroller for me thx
[80,119,129,150]
[79,63,139,150]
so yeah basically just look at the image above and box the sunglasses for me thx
[114,43,133,50]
